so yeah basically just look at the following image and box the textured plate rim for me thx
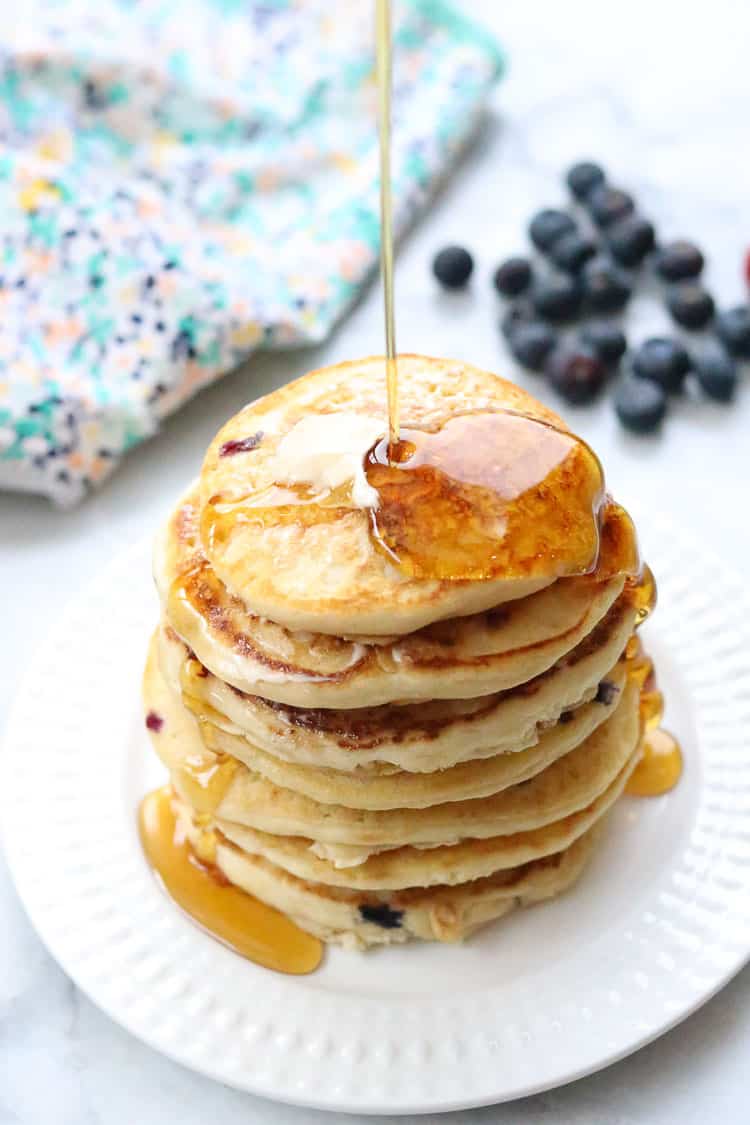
[3,515,750,1115]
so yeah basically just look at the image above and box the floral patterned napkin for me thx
[0,0,502,504]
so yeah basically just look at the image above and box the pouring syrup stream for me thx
[376,0,399,453]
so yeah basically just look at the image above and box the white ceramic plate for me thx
[3,519,750,1115]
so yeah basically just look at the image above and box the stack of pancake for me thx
[144,356,647,949]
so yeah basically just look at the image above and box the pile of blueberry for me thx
[431,161,749,432]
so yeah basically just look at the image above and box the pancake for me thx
[158,594,635,774]
[204,665,626,810]
[214,741,639,890]
[145,630,634,831]
[155,488,626,708]
[176,680,638,851]
[176,796,605,948]
[146,630,628,813]
[197,355,608,636]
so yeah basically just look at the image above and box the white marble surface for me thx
[2,2,750,1121]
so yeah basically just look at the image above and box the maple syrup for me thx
[627,651,654,690]
[629,562,657,626]
[625,729,683,798]
[175,750,238,815]
[369,2,644,584]
[138,787,322,974]
[200,484,353,557]
[364,411,614,581]
[375,0,399,450]
[639,689,665,731]
[621,635,682,797]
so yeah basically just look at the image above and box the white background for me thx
[2,1,750,1121]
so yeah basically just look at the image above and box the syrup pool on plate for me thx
[138,787,322,974]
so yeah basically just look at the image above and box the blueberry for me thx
[632,337,691,392]
[580,257,632,312]
[608,215,656,268]
[529,209,576,252]
[655,240,704,282]
[614,377,667,433]
[432,245,474,289]
[508,321,558,371]
[493,256,533,297]
[500,299,535,340]
[549,232,598,273]
[145,711,164,732]
[219,432,264,456]
[359,903,403,929]
[595,680,620,705]
[532,275,583,322]
[667,282,715,330]
[579,321,627,366]
[694,342,738,402]
[715,305,750,358]
[566,160,606,200]
[545,346,607,403]
[586,185,635,228]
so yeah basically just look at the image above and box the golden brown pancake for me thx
[214,745,639,891]
[175,682,638,853]
[176,795,606,948]
[145,633,635,845]
[157,595,635,774]
[198,355,606,636]
[154,487,625,708]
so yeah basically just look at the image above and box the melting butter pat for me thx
[274,413,384,509]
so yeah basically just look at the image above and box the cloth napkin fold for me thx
[0,0,502,505]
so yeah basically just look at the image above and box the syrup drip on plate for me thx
[622,634,682,797]
[139,787,322,974]
[626,729,683,798]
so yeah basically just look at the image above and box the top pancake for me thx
[155,487,626,708]
[198,355,606,636]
